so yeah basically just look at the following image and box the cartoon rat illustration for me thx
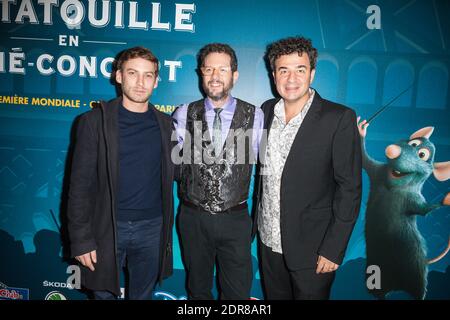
[357,118,450,299]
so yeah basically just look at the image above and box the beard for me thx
[121,85,151,104]
[204,79,234,101]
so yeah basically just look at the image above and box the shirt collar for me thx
[274,88,315,124]
[205,95,236,113]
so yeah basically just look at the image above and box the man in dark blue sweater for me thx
[67,47,175,299]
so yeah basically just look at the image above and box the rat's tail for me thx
[428,236,450,264]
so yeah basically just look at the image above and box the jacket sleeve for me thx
[67,114,98,257]
[318,109,362,265]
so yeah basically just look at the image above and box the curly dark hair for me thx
[267,36,318,71]
[197,43,238,72]
[115,46,159,76]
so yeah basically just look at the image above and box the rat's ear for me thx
[410,127,434,140]
[433,161,450,181]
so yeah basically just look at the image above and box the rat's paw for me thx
[357,117,369,138]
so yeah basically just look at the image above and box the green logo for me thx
[45,291,67,300]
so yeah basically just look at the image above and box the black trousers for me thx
[178,204,253,300]
[259,240,335,300]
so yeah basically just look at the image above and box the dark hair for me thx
[197,43,238,72]
[115,46,159,76]
[267,36,318,71]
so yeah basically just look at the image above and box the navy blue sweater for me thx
[117,104,162,221]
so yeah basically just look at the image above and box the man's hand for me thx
[75,250,97,271]
[316,255,339,274]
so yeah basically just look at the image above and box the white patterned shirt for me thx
[258,89,315,253]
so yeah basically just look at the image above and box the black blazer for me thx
[253,92,362,270]
[67,97,175,296]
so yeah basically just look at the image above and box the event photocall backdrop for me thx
[0,0,449,300]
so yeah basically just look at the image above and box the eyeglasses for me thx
[200,66,232,76]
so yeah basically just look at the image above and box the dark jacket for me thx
[253,92,362,269]
[67,97,175,296]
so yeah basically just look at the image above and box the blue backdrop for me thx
[0,0,449,300]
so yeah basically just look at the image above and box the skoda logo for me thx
[45,291,67,300]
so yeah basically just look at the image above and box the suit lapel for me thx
[258,98,278,164]
[103,97,120,198]
[151,104,169,160]
[281,92,323,179]
[264,99,278,134]
[287,93,322,157]
[253,93,324,232]
[151,105,171,223]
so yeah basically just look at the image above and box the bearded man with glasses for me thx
[172,43,264,300]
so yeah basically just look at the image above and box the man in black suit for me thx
[253,36,362,300]
[67,47,175,299]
